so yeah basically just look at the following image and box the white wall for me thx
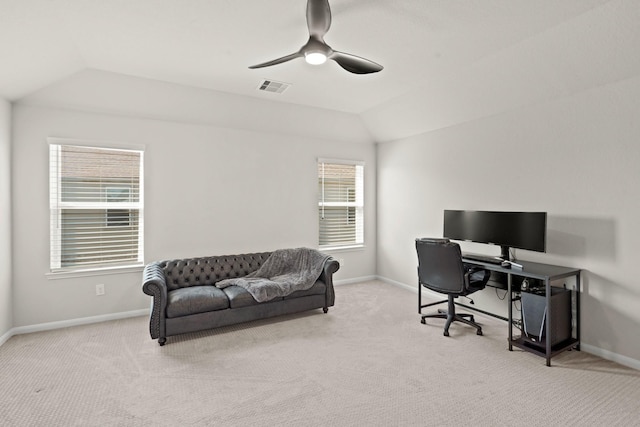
[376,74,640,366]
[18,69,374,145]
[11,77,376,328]
[0,98,12,341]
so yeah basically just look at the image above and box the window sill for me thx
[46,264,144,280]
[319,244,365,253]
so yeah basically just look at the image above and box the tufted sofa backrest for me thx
[160,252,272,292]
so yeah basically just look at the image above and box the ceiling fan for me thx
[249,0,383,74]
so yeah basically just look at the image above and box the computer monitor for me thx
[443,210,547,260]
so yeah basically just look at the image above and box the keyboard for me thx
[462,253,504,265]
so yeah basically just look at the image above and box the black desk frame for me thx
[462,258,581,366]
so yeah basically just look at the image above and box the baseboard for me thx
[376,275,414,292]
[334,275,378,286]
[5,309,148,342]
[0,328,13,347]
[376,275,443,300]
[376,275,640,372]
[580,343,640,371]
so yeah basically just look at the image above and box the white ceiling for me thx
[3,0,636,118]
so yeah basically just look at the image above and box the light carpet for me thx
[1,280,639,426]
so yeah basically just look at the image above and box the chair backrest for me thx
[415,238,466,295]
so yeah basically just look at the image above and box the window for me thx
[318,159,364,249]
[49,141,144,272]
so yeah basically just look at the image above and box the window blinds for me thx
[318,160,364,249]
[49,143,144,271]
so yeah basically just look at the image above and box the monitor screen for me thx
[443,210,547,254]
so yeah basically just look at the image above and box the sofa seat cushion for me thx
[284,280,326,300]
[167,286,229,318]
[223,285,284,308]
[222,286,257,309]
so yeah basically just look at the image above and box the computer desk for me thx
[461,258,581,366]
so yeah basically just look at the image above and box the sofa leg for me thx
[158,337,166,346]
[323,307,328,313]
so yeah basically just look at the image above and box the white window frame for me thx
[318,158,364,251]
[48,138,145,274]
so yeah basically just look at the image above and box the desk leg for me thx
[576,271,581,351]
[508,273,513,351]
[545,277,551,367]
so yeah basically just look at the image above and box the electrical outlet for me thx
[95,284,105,296]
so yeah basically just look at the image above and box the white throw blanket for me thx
[215,248,330,302]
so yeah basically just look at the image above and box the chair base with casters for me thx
[420,295,483,336]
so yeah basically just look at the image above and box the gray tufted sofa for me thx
[142,251,340,345]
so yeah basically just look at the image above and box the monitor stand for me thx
[500,245,511,261]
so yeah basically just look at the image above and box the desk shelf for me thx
[510,335,580,359]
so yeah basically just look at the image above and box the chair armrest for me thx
[142,262,168,340]
[464,266,491,291]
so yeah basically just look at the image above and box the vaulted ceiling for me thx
[2,0,638,141]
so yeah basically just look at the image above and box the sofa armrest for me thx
[319,257,340,308]
[142,262,168,341]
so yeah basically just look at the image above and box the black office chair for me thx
[416,238,491,336]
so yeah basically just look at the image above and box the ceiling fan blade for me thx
[248,52,303,69]
[306,0,331,38]
[330,51,384,74]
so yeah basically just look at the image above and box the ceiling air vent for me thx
[257,79,291,94]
